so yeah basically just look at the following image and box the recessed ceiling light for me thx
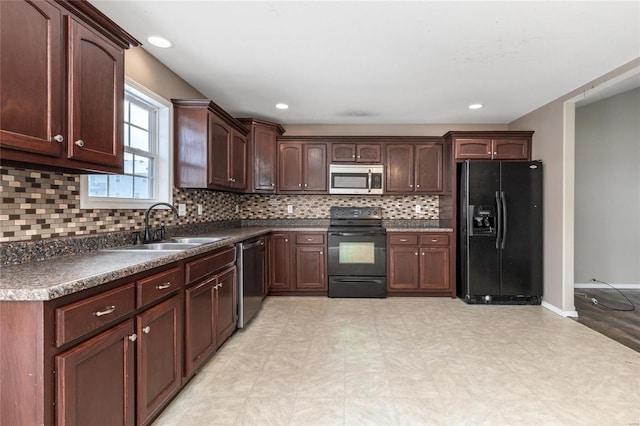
[275,103,289,110]
[468,103,484,110]
[147,36,172,48]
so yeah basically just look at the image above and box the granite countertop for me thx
[0,224,452,301]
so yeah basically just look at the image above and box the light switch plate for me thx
[178,204,186,216]
[235,204,240,213]
[287,205,293,214]
[197,204,203,215]
[415,205,421,213]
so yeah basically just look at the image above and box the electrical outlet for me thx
[235,204,240,213]
[178,204,186,216]
[197,204,203,215]
[415,205,422,213]
[287,205,293,214]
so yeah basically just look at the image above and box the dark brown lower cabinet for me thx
[136,294,183,426]
[268,232,292,291]
[216,266,237,347]
[268,232,327,295]
[184,275,217,377]
[388,233,453,296]
[56,319,136,426]
[295,246,326,290]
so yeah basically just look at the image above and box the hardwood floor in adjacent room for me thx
[574,288,640,352]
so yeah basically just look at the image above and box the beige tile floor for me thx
[153,297,640,426]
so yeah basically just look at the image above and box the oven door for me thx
[327,231,386,277]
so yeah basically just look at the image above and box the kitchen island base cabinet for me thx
[388,233,454,296]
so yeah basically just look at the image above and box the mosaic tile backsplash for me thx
[1,165,439,243]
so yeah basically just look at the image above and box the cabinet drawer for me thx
[420,234,450,246]
[136,266,182,308]
[388,234,419,245]
[295,233,325,245]
[185,246,235,285]
[56,283,135,347]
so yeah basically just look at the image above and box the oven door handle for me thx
[367,169,372,193]
[332,278,385,284]
[329,231,385,237]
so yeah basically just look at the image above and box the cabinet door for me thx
[278,143,303,191]
[303,144,327,192]
[331,143,356,162]
[216,266,237,346]
[454,139,492,160]
[208,114,231,187]
[184,276,216,377]
[295,246,326,290]
[0,0,63,157]
[492,138,530,160]
[388,246,420,290]
[66,17,124,169]
[356,144,382,163]
[56,319,135,426]
[230,132,247,189]
[136,295,183,425]
[415,143,443,193]
[254,126,277,192]
[419,247,450,291]
[385,144,414,192]
[269,233,291,291]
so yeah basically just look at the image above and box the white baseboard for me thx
[541,301,579,317]
[575,283,640,289]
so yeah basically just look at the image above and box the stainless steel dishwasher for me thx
[236,236,265,328]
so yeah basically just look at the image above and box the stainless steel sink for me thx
[102,242,201,252]
[169,237,226,244]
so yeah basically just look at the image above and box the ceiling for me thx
[92,1,640,125]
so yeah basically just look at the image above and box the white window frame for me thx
[80,78,173,209]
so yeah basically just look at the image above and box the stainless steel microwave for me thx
[329,164,384,195]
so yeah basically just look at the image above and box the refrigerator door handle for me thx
[501,191,508,249]
[495,191,502,249]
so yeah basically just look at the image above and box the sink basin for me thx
[102,242,201,252]
[169,237,226,244]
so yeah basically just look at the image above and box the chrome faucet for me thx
[142,202,179,243]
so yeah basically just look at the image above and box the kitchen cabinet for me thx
[278,142,328,193]
[268,232,327,294]
[184,246,236,378]
[331,143,382,163]
[387,233,452,296]
[238,118,285,193]
[446,131,533,161]
[385,142,444,193]
[173,99,249,191]
[0,0,138,173]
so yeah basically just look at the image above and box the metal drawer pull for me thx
[142,326,151,334]
[94,305,116,317]
[128,334,137,342]
[74,139,84,147]
[399,238,408,242]
[306,238,314,241]
[156,282,171,290]
[431,239,438,242]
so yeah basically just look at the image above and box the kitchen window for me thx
[80,79,172,209]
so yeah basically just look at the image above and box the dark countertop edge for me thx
[0,225,453,301]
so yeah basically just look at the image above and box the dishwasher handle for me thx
[241,238,263,250]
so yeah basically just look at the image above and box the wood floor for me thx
[573,288,640,352]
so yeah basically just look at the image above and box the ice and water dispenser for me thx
[469,205,496,236]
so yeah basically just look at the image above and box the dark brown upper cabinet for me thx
[238,118,285,193]
[385,140,445,194]
[277,140,327,193]
[331,143,382,163]
[173,99,249,191]
[0,0,139,173]
[446,131,533,161]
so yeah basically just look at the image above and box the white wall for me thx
[283,123,507,136]
[575,88,640,285]
[509,57,640,314]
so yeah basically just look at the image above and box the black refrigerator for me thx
[457,160,543,304]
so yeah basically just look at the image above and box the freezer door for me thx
[460,161,501,297]
[500,161,543,297]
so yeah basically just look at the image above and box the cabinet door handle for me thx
[128,333,137,342]
[156,282,171,290]
[421,252,425,256]
[271,183,275,187]
[415,252,418,256]
[53,134,64,143]
[304,183,308,187]
[298,184,302,187]
[320,251,323,255]
[94,305,116,317]
[357,155,361,159]
[416,184,420,188]
[285,239,288,242]
[74,139,85,148]
[142,326,151,334]
[352,155,356,158]
[409,184,413,187]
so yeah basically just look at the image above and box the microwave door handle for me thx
[367,169,372,193]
